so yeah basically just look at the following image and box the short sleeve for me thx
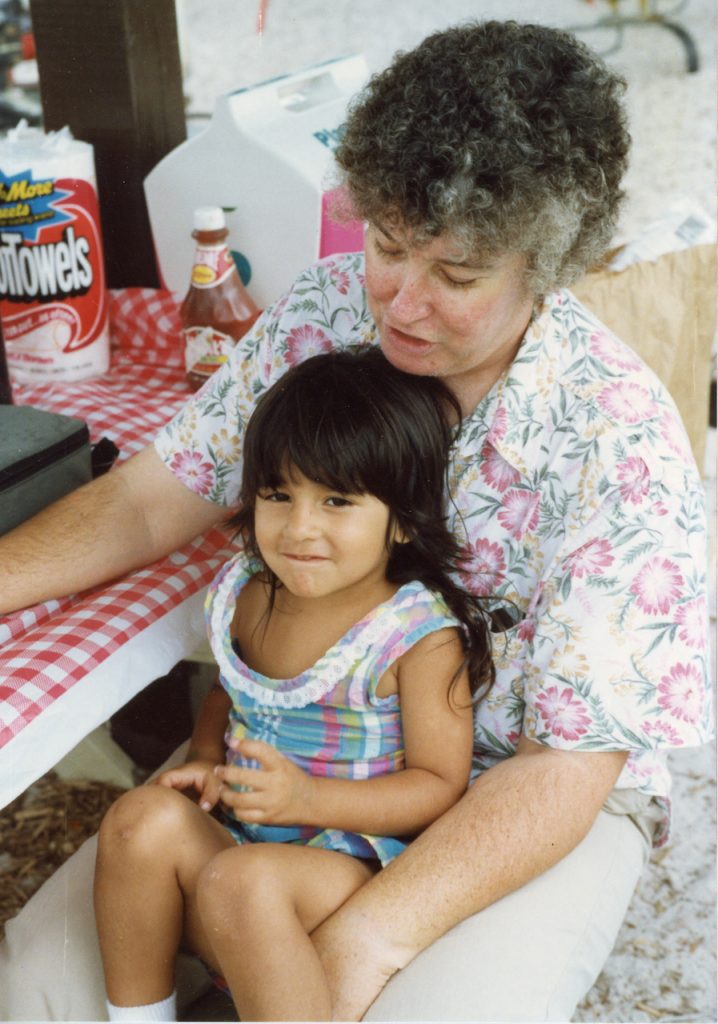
[153,301,275,507]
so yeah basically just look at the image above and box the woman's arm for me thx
[313,737,628,1020]
[0,445,226,614]
[216,628,474,836]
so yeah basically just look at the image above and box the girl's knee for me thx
[197,844,281,922]
[97,785,191,859]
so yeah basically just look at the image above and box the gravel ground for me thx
[575,742,717,1023]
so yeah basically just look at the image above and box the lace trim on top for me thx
[206,552,445,709]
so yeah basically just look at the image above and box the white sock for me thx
[106,990,177,1022]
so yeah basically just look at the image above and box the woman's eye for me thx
[326,496,353,507]
[261,490,289,502]
[442,272,477,289]
[373,237,403,260]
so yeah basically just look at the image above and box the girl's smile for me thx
[283,554,329,562]
[254,467,403,607]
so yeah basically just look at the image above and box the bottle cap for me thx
[193,206,226,231]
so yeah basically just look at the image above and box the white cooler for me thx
[144,55,368,306]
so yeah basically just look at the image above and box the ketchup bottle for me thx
[180,206,261,391]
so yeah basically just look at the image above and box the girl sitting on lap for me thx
[93,347,494,1022]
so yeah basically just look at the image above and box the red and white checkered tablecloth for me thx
[0,289,234,795]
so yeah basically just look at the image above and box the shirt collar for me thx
[454,293,561,475]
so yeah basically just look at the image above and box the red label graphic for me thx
[0,175,108,355]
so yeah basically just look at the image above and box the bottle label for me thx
[183,324,235,378]
[190,244,236,288]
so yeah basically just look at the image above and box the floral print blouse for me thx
[155,252,712,847]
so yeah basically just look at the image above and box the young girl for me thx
[94,347,494,1022]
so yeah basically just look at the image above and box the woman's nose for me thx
[388,271,431,323]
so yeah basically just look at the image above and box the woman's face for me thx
[365,222,535,414]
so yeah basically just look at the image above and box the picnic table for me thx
[0,289,234,808]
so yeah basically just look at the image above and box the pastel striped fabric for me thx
[206,551,460,865]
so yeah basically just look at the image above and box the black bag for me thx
[0,405,94,537]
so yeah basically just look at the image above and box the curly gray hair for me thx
[335,20,630,296]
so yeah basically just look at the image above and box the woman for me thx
[0,19,710,1023]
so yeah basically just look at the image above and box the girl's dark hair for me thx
[228,347,494,702]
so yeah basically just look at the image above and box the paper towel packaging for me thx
[0,122,110,383]
[144,55,368,306]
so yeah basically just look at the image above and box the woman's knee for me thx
[97,785,193,861]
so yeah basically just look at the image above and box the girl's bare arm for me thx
[153,683,231,808]
[186,682,232,763]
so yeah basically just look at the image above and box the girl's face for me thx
[364,221,534,415]
[253,465,402,604]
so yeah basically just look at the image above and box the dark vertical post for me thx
[29,0,187,287]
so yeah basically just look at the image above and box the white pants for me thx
[0,791,650,1022]
[365,806,650,1021]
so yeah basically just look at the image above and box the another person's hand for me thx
[215,738,313,825]
[153,759,224,812]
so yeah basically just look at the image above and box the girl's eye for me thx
[326,496,353,507]
[261,490,289,502]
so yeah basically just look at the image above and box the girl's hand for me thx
[153,759,224,812]
[215,739,314,826]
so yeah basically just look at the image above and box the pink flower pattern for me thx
[617,457,651,505]
[675,597,709,649]
[564,538,614,579]
[630,556,684,615]
[658,663,705,724]
[597,381,657,424]
[517,618,536,643]
[479,442,521,493]
[659,410,693,462]
[535,686,592,741]
[589,331,643,372]
[487,405,509,445]
[497,489,540,540]
[328,265,351,294]
[284,324,334,365]
[642,720,682,746]
[167,450,214,495]
[459,537,507,596]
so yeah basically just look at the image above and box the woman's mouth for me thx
[384,325,434,355]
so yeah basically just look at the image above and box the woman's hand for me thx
[152,759,224,812]
[215,738,314,826]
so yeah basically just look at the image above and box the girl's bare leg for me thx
[197,843,377,1022]
[94,785,235,1006]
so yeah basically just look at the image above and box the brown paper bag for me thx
[572,244,715,469]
